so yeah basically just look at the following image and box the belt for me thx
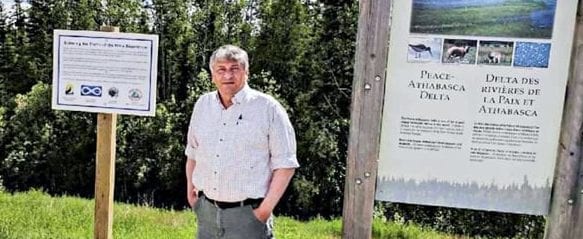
[198,191,263,209]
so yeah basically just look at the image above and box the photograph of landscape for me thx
[377,176,552,215]
[410,0,556,39]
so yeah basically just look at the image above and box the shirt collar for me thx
[213,83,252,106]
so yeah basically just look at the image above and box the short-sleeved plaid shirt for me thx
[185,84,299,202]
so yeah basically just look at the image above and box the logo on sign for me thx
[81,85,102,97]
[128,89,143,101]
[108,87,119,97]
[65,83,74,95]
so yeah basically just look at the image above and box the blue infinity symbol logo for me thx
[81,85,102,97]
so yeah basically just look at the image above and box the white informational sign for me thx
[376,0,577,215]
[52,30,159,116]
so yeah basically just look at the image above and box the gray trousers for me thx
[194,195,274,239]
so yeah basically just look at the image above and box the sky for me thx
[2,1,15,11]
[2,1,34,14]
[2,0,15,7]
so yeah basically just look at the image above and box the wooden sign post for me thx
[342,0,392,238]
[545,2,583,238]
[53,25,157,239]
[94,25,119,239]
[95,113,117,239]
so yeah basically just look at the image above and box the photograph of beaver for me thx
[477,41,514,66]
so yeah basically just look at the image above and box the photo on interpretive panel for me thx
[407,37,442,63]
[514,42,551,68]
[376,175,552,215]
[477,41,514,66]
[442,39,477,64]
[410,0,556,39]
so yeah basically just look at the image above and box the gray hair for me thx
[209,45,249,74]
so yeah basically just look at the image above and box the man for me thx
[184,45,299,239]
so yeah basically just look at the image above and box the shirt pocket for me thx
[234,118,271,189]
[235,119,268,171]
[235,118,268,152]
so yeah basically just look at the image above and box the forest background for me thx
[0,0,548,238]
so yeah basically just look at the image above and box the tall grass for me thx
[0,190,457,239]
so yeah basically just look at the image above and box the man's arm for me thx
[253,168,295,222]
[186,159,198,207]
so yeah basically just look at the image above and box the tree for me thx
[188,0,255,90]
[3,0,32,97]
[0,1,10,107]
[27,0,71,85]
[69,0,103,31]
[102,0,144,33]
[1,83,96,196]
[151,0,196,101]
[281,0,358,218]
[252,0,310,106]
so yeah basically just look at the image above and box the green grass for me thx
[0,190,459,239]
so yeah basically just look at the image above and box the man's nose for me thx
[223,71,234,78]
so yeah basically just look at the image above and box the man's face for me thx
[211,59,247,97]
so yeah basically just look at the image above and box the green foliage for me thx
[113,67,212,207]
[0,106,5,191]
[0,2,13,109]
[0,2,7,103]
[281,0,358,219]
[27,0,70,85]
[103,0,144,32]
[252,0,311,104]
[0,106,5,146]
[1,83,96,195]
[2,0,33,98]
[115,100,189,206]
[69,0,103,31]
[153,0,197,101]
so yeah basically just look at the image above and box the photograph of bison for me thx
[442,39,477,64]
[410,0,556,39]
[477,41,514,66]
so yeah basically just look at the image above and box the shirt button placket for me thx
[214,109,227,198]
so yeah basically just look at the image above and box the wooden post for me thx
[545,2,583,239]
[95,113,117,239]
[342,0,392,238]
[94,26,119,239]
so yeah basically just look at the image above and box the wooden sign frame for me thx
[342,1,583,238]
